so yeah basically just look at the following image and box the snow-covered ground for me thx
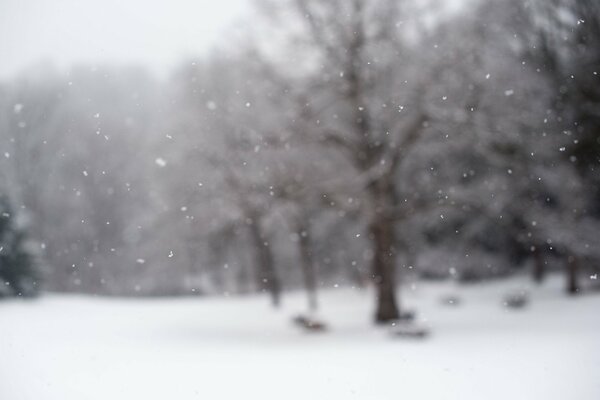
[1,275,599,400]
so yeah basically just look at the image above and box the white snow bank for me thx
[1,275,599,400]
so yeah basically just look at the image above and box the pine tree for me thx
[0,196,38,298]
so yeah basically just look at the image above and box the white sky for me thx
[0,0,249,79]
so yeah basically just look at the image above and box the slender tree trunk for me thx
[248,218,281,307]
[185,239,203,294]
[297,225,318,312]
[370,215,400,323]
[208,234,227,292]
[236,262,251,294]
[533,246,546,284]
[566,255,579,295]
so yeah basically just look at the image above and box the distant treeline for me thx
[0,0,598,319]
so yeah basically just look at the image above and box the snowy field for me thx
[1,275,599,400]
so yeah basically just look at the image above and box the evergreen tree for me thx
[0,196,38,298]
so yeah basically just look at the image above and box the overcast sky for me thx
[0,0,249,80]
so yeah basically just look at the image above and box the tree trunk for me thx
[533,246,546,284]
[236,262,252,295]
[248,218,281,307]
[297,225,318,312]
[566,255,579,295]
[370,216,400,323]
[208,233,227,292]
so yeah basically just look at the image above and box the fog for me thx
[0,0,248,79]
[0,1,599,399]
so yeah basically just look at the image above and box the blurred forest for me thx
[0,0,598,321]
